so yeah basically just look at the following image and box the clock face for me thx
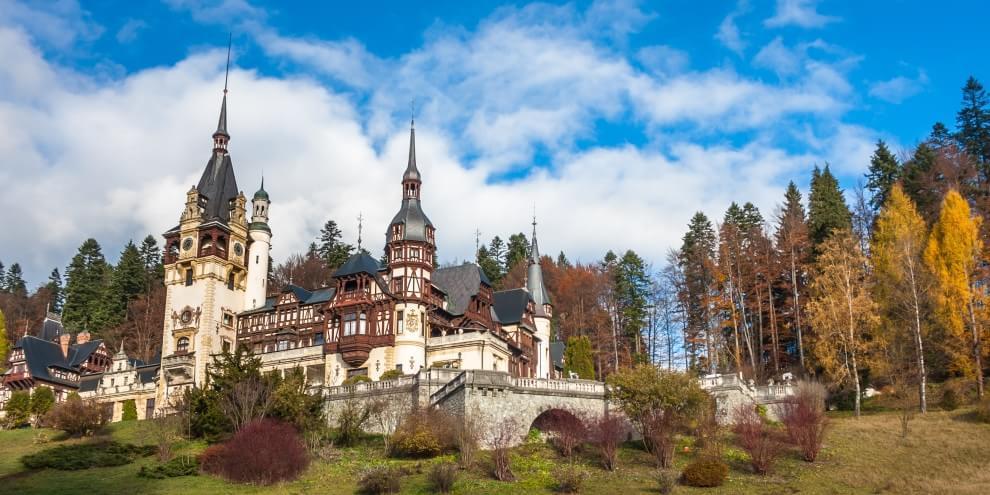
[180,310,193,325]
[182,238,194,251]
[233,243,243,256]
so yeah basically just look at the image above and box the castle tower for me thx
[245,179,271,310]
[527,217,553,379]
[386,120,436,374]
[157,78,250,409]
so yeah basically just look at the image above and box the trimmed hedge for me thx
[138,455,199,479]
[21,442,155,470]
[681,458,728,488]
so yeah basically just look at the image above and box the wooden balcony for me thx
[332,334,395,367]
[2,371,32,389]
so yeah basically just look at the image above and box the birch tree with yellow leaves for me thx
[807,229,878,418]
[924,189,985,399]
[872,184,931,412]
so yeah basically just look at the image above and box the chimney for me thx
[59,333,71,358]
[76,331,90,345]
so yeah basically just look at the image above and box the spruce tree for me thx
[808,164,852,252]
[563,335,595,379]
[776,181,810,369]
[488,236,507,280]
[105,241,147,326]
[4,263,26,296]
[505,233,529,271]
[0,261,6,292]
[679,212,717,371]
[316,220,354,270]
[63,239,111,332]
[476,245,501,285]
[902,143,939,222]
[138,235,163,292]
[614,250,650,359]
[46,268,64,312]
[865,140,900,213]
[556,251,571,268]
[929,122,953,150]
[956,76,990,172]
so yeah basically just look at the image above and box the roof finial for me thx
[357,212,364,251]
[474,228,482,257]
[532,204,537,238]
[410,98,416,128]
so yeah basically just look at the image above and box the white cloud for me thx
[765,0,839,29]
[0,0,103,49]
[0,1,878,286]
[715,3,747,55]
[115,18,147,44]
[869,70,928,103]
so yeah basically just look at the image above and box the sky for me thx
[0,0,988,287]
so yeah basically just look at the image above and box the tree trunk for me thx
[845,268,861,418]
[907,260,927,413]
[967,291,985,399]
[790,249,805,371]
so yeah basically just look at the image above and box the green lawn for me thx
[2,410,989,494]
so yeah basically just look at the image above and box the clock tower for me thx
[157,86,251,409]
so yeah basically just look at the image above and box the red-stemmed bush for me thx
[533,409,587,458]
[732,405,784,475]
[489,417,518,481]
[588,414,626,471]
[200,419,309,485]
[776,381,829,462]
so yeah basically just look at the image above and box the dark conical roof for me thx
[403,121,420,182]
[527,224,551,313]
[214,92,229,137]
[253,177,268,201]
[198,153,239,222]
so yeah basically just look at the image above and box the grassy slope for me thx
[1,410,988,495]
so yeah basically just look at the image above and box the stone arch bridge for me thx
[323,368,607,447]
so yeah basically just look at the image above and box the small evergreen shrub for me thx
[940,387,960,411]
[357,465,403,494]
[680,458,728,488]
[552,465,587,494]
[428,462,458,493]
[122,399,138,421]
[21,442,154,470]
[138,455,199,479]
[200,419,309,485]
[378,369,403,381]
[30,387,56,420]
[3,391,31,428]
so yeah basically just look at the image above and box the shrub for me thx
[44,395,109,436]
[182,387,231,442]
[305,426,339,461]
[657,469,677,494]
[357,465,403,494]
[428,462,458,493]
[335,397,374,447]
[30,387,56,420]
[198,444,226,474]
[3,391,31,428]
[533,409,587,458]
[732,405,784,475]
[344,374,372,385]
[269,367,325,433]
[200,419,309,485]
[777,381,829,462]
[21,442,154,470]
[680,458,728,488]
[379,369,403,381]
[940,386,960,411]
[489,417,518,481]
[138,455,199,479]
[588,414,625,471]
[454,409,481,468]
[122,399,138,421]
[142,414,182,462]
[694,403,724,459]
[975,397,990,424]
[552,465,587,493]
[389,408,457,458]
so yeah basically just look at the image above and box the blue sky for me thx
[0,0,987,286]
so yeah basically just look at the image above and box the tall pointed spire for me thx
[403,117,420,183]
[527,211,551,315]
[213,35,232,150]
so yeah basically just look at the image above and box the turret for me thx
[245,179,272,310]
[527,216,553,378]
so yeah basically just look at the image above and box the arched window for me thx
[176,337,190,353]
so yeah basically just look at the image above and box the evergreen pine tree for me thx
[138,235,163,292]
[488,236,507,280]
[0,261,6,292]
[505,233,529,271]
[614,250,650,360]
[105,241,147,326]
[316,220,354,270]
[556,251,571,268]
[0,309,8,370]
[63,238,111,332]
[679,212,717,371]
[776,181,811,370]
[901,143,940,222]
[46,268,64,312]
[929,122,953,150]
[4,263,27,296]
[563,335,595,379]
[865,140,901,212]
[476,245,501,285]
[956,76,990,172]
[808,164,852,252]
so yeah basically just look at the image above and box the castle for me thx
[152,87,560,412]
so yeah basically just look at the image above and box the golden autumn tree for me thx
[872,184,931,412]
[924,189,985,399]
[807,229,878,417]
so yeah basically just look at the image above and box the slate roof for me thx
[527,233,552,315]
[493,288,531,325]
[8,335,103,388]
[433,263,486,316]
[39,316,65,342]
[196,153,239,223]
[550,341,566,370]
[79,375,101,393]
[388,124,433,242]
[333,253,384,278]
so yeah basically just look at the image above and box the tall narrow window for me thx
[227,272,235,290]
[343,313,357,336]
[396,310,404,334]
[177,337,190,353]
[185,269,193,286]
[358,312,367,335]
